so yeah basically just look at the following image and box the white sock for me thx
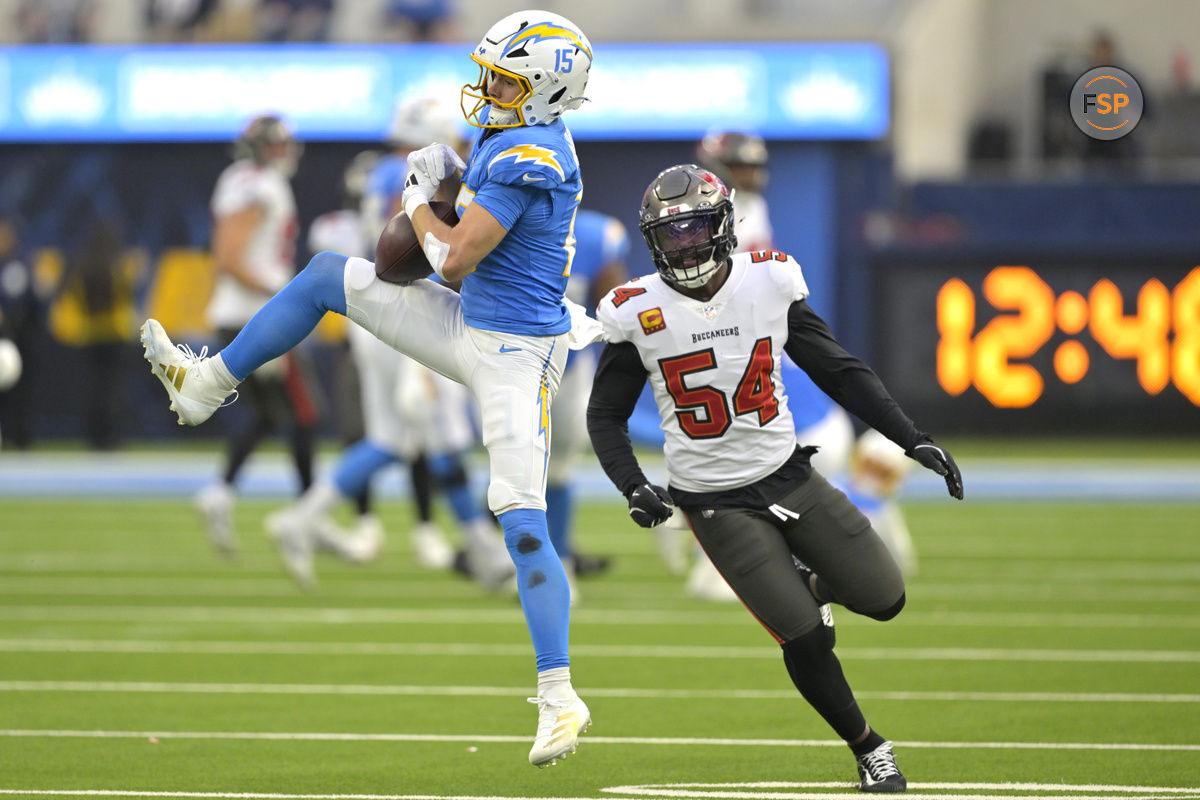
[537,666,572,699]
[299,481,342,517]
[209,353,240,391]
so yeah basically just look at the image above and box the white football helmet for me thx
[388,97,464,150]
[461,10,592,129]
[850,429,913,499]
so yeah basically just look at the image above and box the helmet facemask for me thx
[461,60,533,129]
[642,208,735,288]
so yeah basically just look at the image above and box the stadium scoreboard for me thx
[872,257,1200,433]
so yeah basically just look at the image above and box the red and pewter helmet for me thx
[638,164,737,288]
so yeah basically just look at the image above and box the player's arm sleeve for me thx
[784,299,926,451]
[586,341,653,498]
[469,181,535,231]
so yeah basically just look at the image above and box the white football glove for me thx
[401,143,466,219]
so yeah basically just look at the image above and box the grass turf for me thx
[0,496,1197,797]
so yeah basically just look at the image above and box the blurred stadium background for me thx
[0,0,1197,797]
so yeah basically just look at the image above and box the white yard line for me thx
[0,637,1197,663]
[0,680,1197,704]
[3,786,1200,800]
[0,605,1197,630]
[0,576,1195,604]
[0,729,1197,752]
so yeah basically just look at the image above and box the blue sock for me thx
[544,484,572,559]
[332,440,399,497]
[221,251,349,381]
[498,507,570,671]
[428,453,481,524]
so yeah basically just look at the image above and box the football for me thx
[374,200,459,284]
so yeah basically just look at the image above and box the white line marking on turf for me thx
[603,781,1200,799]
[1,605,1198,630]
[3,575,1198,603]
[2,680,1197,705]
[2,785,1200,800]
[2,638,1198,663]
[1,730,1197,752]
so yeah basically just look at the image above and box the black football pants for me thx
[681,472,904,642]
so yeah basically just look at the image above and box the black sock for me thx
[410,452,434,523]
[780,627,865,742]
[850,728,887,757]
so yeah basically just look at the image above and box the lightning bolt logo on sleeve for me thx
[490,145,566,181]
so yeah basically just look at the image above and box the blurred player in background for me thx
[587,164,963,792]
[0,218,37,450]
[546,208,630,597]
[193,115,318,558]
[680,130,855,601]
[141,10,595,767]
[696,131,773,252]
[834,429,918,576]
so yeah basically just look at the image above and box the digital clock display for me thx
[871,258,1200,434]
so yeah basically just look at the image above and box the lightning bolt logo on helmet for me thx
[502,22,593,61]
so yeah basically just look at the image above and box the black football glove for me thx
[907,439,964,500]
[627,483,674,528]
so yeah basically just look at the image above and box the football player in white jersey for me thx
[193,115,317,558]
[682,130,855,601]
[587,164,963,792]
[141,10,595,767]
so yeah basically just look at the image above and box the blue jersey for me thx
[454,114,583,336]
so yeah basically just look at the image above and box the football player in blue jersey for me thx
[546,209,630,596]
[139,9,595,768]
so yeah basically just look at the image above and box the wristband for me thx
[402,190,429,221]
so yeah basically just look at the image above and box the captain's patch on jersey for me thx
[638,307,666,335]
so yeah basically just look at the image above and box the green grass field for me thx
[0,493,1197,798]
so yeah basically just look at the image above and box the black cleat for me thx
[856,740,906,793]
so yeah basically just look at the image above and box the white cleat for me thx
[411,522,454,570]
[343,514,385,564]
[140,318,236,426]
[264,507,317,589]
[527,691,590,768]
[194,483,237,558]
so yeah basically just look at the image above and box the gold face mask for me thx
[461,57,532,129]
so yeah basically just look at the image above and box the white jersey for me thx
[598,250,809,493]
[731,191,773,254]
[206,160,298,329]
